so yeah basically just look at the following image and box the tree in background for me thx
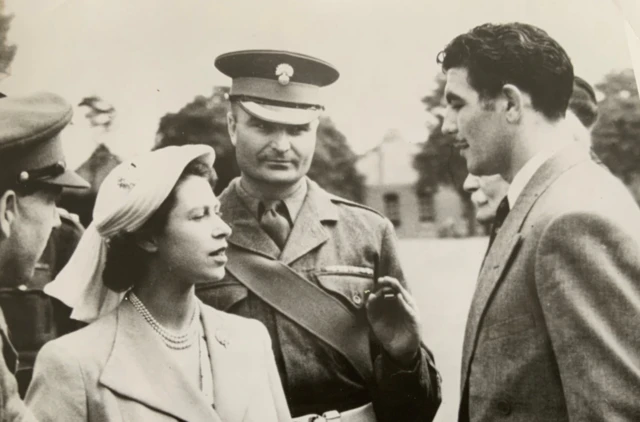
[60,96,121,226]
[309,116,364,202]
[413,74,478,235]
[0,5,16,79]
[156,86,364,201]
[591,69,640,202]
[155,86,238,195]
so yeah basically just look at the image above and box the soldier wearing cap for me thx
[0,92,89,421]
[196,50,441,422]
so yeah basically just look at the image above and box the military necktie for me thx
[486,196,510,252]
[259,200,291,249]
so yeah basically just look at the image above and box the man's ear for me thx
[502,84,526,124]
[134,229,158,253]
[227,112,237,146]
[0,190,17,239]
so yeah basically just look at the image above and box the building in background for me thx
[356,130,468,238]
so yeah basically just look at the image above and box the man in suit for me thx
[440,23,640,421]
[0,92,89,421]
[196,50,441,421]
[462,75,601,226]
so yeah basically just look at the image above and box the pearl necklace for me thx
[128,292,200,350]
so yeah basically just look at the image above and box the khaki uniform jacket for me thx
[26,300,291,422]
[460,144,640,421]
[197,178,441,421]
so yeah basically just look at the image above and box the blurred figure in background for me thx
[0,92,89,421]
[463,75,600,226]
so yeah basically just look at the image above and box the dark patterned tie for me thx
[259,200,291,249]
[487,196,510,252]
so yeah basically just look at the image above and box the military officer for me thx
[0,92,89,420]
[196,50,441,422]
[3,207,85,397]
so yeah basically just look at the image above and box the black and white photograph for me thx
[0,0,639,421]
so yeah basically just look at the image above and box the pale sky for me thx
[2,0,637,167]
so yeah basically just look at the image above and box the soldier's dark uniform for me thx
[196,50,441,422]
[1,209,84,396]
[0,92,89,421]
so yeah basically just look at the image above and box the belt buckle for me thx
[310,410,341,421]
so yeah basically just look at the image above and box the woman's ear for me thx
[502,84,525,124]
[134,229,158,253]
[0,190,17,240]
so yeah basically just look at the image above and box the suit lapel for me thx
[280,179,338,265]
[460,144,591,393]
[99,301,222,422]
[202,306,254,422]
[220,179,280,260]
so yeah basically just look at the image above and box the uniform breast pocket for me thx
[485,313,536,341]
[315,270,374,312]
[196,279,248,312]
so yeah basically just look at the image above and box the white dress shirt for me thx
[507,146,562,208]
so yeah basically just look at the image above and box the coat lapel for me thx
[460,144,591,393]
[99,300,222,422]
[201,306,255,422]
[220,179,281,260]
[280,179,338,264]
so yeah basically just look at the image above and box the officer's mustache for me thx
[257,151,297,162]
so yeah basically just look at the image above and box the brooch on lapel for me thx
[215,328,230,348]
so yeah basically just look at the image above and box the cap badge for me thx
[275,63,294,86]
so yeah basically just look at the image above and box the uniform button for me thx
[496,399,512,415]
[352,293,362,305]
[17,284,27,291]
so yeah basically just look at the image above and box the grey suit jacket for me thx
[26,300,291,422]
[460,144,640,421]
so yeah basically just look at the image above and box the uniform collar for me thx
[221,177,338,263]
[236,177,308,223]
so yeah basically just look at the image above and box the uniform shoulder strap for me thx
[225,247,373,382]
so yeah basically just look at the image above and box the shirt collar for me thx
[236,178,308,223]
[507,146,560,207]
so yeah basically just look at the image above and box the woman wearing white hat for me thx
[25,145,291,422]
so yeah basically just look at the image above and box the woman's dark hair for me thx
[102,157,217,292]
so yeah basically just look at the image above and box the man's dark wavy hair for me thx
[437,22,574,120]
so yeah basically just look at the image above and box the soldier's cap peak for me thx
[0,91,89,189]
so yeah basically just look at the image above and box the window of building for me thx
[417,191,435,222]
[383,193,401,227]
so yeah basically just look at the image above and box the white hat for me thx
[45,144,215,323]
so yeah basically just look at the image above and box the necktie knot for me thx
[486,196,510,253]
[494,197,510,229]
[259,200,291,249]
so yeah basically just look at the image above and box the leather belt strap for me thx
[293,403,376,422]
[225,247,373,382]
